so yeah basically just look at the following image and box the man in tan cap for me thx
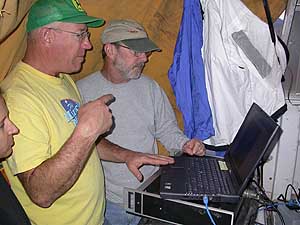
[1,1,174,224]
[77,19,206,225]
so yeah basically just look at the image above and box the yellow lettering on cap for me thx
[72,0,84,12]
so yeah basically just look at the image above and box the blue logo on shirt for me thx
[60,99,80,125]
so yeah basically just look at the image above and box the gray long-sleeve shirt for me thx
[76,72,189,203]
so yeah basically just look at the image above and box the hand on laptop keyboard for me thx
[182,139,206,156]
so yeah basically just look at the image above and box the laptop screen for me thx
[226,103,282,193]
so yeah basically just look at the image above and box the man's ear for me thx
[40,27,55,45]
[104,43,117,59]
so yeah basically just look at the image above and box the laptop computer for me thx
[160,103,283,203]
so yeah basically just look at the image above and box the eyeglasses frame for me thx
[113,42,151,57]
[46,27,90,41]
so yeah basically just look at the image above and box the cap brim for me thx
[62,15,105,28]
[121,38,161,53]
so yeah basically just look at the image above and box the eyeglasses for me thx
[115,44,152,57]
[47,27,90,41]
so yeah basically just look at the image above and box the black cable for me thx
[286,66,297,105]
[255,161,266,190]
[264,207,273,225]
[260,164,264,187]
[262,0,276,45]
[278,183,300,203]
[249,179,287,225]
[262,202,286,225]
[251,179,270,202]
[248,204,264,225]
[256,167,261,188]
[246,180,271,224]
[284,184,300,201]
[273,204,286,225]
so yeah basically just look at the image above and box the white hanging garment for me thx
[201,0,286,145]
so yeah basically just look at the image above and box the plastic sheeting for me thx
[0,0,185,155]
[0,0,287,149]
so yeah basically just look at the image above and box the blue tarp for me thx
[168,0,214,140]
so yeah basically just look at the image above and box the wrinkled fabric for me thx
[168,0,214,141]
[0,0,185,156]
[201,0,286,145]
[0,0,36,43]
[0,0,287,148]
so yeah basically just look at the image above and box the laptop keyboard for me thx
[185,157,232,195]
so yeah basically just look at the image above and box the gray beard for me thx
[116,62,144,80]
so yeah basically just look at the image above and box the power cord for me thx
[203,195,216,225]
[245,179,286,225]
[277,183,300,211]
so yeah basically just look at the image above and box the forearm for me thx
[96,138,131,163]
[97,138,175,182]
[18,129,96,208]
[154,86,189,151]
[157,121,189,152]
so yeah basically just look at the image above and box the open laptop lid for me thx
[224,103,283,195]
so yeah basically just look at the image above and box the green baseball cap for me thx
[26,0,105,32]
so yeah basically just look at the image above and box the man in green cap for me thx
[1,1,174,224]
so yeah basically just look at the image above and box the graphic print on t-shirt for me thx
[60,99,80,125]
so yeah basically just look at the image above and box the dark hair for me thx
[101,45,106,59]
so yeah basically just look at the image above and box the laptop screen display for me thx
[227,103,282,192]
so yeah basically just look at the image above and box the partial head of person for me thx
[0,95,19,160]
[24,0,104,76]
[101,19,161,82]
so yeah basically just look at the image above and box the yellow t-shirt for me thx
[1,62,105,225]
